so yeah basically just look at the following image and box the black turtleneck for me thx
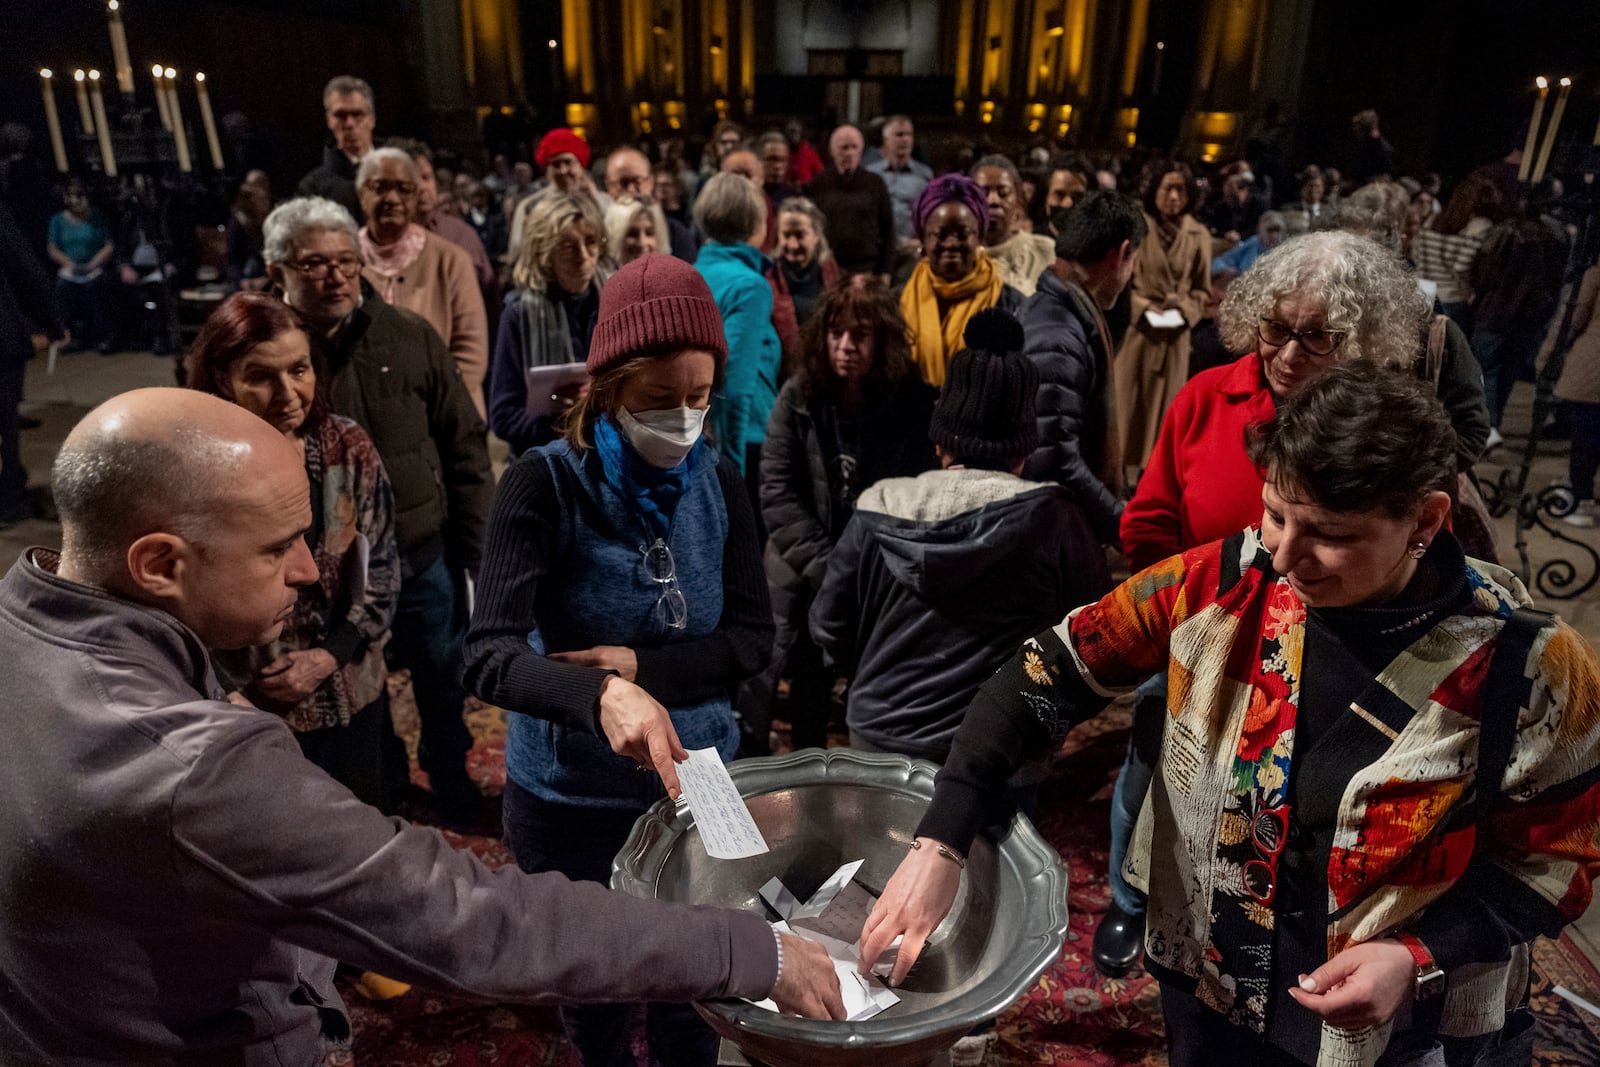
[1266,533,1472,1063]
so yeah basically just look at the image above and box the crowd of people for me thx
[3,71,1600,1067]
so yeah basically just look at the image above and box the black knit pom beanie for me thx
[928,308,1039,467]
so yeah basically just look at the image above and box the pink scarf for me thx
[358,223,427,301]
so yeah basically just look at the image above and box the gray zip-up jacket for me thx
[0,549,776,1066]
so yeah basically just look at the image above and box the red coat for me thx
[1120,353,1274,572]
[787,141,825,185]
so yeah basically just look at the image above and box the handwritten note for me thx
[750,921,901,1021]
[676,747,769,859]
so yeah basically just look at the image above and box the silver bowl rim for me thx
[612,747,1069,1049]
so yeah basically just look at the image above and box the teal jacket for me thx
[695,242,781,473]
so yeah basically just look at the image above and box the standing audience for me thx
[298,75,375,220]
[769,196,840,366]
[972,154,1055,296]
[1411,174,1502,331]
[806,125,895,280]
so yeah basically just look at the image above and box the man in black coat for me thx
[1018,190,1146,545]
[805,125,895,279]
[0,200,63,526]
[296,76,376,221]
[265,195,493,825]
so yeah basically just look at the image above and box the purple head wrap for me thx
[912,173,990,239]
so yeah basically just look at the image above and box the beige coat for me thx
[1113,213,1212,473]
[363,232,489,417]
[1541,264,1600,406]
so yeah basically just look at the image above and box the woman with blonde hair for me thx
[603,196,668,266]
[489,191,610,455]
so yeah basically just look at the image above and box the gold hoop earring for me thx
[1409,541,1427,560]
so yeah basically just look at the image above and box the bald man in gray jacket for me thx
[0,389,841,1065]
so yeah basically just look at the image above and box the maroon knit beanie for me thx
[535,127,590,168]
[587,255,728,376]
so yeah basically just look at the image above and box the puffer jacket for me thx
[1018,266,1122,543]
[810,468,1111,759]
[323,283,493,578]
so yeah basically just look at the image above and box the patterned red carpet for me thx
[335,683,1600,1066]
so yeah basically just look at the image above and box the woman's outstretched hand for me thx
[595,674,688,798]
[856,836,964,986]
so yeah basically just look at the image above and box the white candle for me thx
[1518,77,1548,182]
[195,72,223,170]
[88,71,117,177]
[1531,77,1571,184]
[72,70,95,135]
[39,70,69,172]
[151,63,172,130]
[107,1,134,95]
[165,68,191,172]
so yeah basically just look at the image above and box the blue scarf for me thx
[593,414,712,542]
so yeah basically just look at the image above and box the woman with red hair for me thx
[187,292,402,809]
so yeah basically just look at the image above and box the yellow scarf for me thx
[900,254,1005,387]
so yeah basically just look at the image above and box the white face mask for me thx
[614,405,707,468]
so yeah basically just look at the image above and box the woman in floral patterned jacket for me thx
[189,292,401,810]
[862,364,1600,1067]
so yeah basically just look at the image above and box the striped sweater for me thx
[921,527,1600,1066]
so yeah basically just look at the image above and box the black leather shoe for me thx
[1092,902,1145,978]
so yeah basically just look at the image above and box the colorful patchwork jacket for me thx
[920,527,1600,1067]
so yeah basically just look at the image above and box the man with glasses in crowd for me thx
[605,146,699,263]
[297,75,376,220]
[264,195,494,828]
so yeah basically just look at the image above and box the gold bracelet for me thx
[909,839,966,869]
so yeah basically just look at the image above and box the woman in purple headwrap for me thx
[899,173,1023,386]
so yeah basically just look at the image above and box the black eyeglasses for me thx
[1257,317,1346,357]
[287,256,363,281]
[1241,805,1288,905]
[641,538,688,630]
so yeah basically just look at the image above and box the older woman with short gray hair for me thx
[769,195,839,362]
[356,146,490,417]
[1088,230,1493,981]
[694,172,782,480]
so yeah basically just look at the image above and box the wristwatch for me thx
[1395,931,1446,1001]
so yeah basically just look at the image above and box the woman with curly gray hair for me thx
[1091,230,1492,981]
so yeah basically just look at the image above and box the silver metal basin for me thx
[611,748,1068,1067]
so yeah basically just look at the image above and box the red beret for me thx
[535,128,590,169]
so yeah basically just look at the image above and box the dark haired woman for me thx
[864,362,1600,1067]
[1411,174,1502,332]
[753,277,937,751]
[1115,159,1212,475]
[187,291,400,808]
[464,254,783,1066]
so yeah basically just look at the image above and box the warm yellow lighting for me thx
[75,69,86,82]
[1536,76,1548,90]
[981,113,993,124]
[1560,77,1572,87]
[1058,104,1073,120]
[195,71,205,82]
[163,67,175,79]
[1028,102,1047,119]
[1057,122,1070,136]
[88,69,101,80]
[151,64,163,77]
[1200,142,1224,162]
[40,68,53,79]
[1039,65,1049,76]
[548,39,557,49]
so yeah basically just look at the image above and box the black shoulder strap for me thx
[1472,607,1554,836]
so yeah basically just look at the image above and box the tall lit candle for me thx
[1532,77,1571,184]
[151,64,172,130]
[165,68,192,172]
[194,72,223,170]
[72,69,95,135]
[38,70,69,172]
[1518,77,1548,182]
[107,1,134,95]
[88,70,117,178]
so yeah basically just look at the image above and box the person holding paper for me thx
[0,388,843,1065]
[1112,160,1212,476]
[187,291,401,811]
[861,365,1600,1067]
[490,191,611,456]
[465,254,781,1065]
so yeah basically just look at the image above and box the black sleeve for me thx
[1021,328,1122,544]
[875,180,895,275]
[633,456,775,700]
[807,513,867,673]
[462,458,613,731]
[423,324,494,572]
[759,384,832,587]
[1435,318,1492,470]
[0,202,63,339]
[915,624,1103,855]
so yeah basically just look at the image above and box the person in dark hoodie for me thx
[809,308,1110,808]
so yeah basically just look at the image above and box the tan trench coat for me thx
[1113,212,1212,473]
